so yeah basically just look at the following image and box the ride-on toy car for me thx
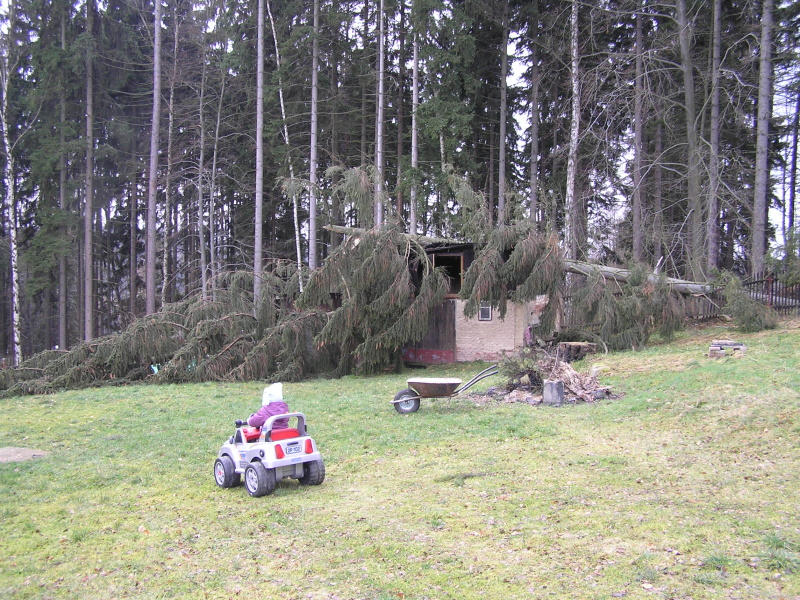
[213,412,325,497]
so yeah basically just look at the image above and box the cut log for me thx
[562,259,714,295]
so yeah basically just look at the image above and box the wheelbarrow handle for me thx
[453,364,499,395]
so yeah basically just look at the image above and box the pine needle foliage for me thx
[570,265,685,350]
[154,262,310,383]
[0,260,324,397]
[720,272,778,332]
[767,230,800,286]
[446,167,491,245]
[299,225,447,375]
[231,310,329,382]
[326,165,376,228]
[460,223,564,332]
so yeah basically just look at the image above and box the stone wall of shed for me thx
[453,297,546,362]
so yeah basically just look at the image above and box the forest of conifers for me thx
[0,0,798,366]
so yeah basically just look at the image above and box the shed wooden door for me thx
[402,300,456,364]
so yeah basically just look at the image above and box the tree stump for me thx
[543,380,565,406]
[557,342,598,362]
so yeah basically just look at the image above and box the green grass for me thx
[1,320,799,599]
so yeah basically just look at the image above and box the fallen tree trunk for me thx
[325,225,716,295]
[562,259,715,295]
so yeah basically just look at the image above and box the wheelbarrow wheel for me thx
[393,388,420,414]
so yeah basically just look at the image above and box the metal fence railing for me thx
[561,270,800,330]
[743,271,800,315]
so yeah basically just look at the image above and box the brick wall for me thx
[453,296,547,361]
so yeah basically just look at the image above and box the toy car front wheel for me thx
[299,459,325,486]
[214,456,240,488]
[393,388,420,414]
[244,461,276,497]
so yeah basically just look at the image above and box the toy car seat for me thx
[240,425,300,443]
[269,427,300,441]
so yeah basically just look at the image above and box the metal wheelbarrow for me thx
[391,364,499,414]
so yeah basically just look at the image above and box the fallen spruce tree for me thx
[0,227,447,397]
[1,222,759,397]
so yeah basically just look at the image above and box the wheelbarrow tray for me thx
[407,377,462,398]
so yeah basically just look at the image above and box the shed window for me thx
[478,302,492,321]
[433,253,463,295]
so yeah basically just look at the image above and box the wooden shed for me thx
[402,243,549,365]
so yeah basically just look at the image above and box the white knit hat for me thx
[262,382,283,406]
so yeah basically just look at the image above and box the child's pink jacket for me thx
[247,401,289,429]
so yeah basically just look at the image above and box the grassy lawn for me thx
[1,321,799,599]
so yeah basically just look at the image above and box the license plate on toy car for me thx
[286,442,301,455]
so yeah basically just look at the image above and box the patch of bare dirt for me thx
[469,389,544,406]
[0,447,49,462]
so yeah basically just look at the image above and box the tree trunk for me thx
[653,117,664,266]
[0,5,21,364]
[410,25,419,234]
[497,0,509,225]
[162,4,179,307]
[329,24,343,247]
[197,58,208,302]
[395,0,406,219]
[266,0,303,291]
[487,125,495,227]
[564,259,713,295]
[676,0,703,279]
[789,89,800,234]
[59,7,68,349]
[751,0,774,276]
[309,0,319,270]
[209,74,225,301]
[254,0,264,307]
[129,182,136,315]
[145,0,162,315]
[566,0,581,260]
[706,0,722,272]
[360,2,368,169]
[374,0,385,227]
[632,7,644,262]
[326,224,716,297]
[528,0,540,228]
[84,0,95,337]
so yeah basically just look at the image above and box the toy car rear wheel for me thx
[214,456,240,488]
[299,459,325,486]
[393,388,420,414]
[244,461,276,497]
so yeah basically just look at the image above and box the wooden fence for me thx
[684,291,725,320]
